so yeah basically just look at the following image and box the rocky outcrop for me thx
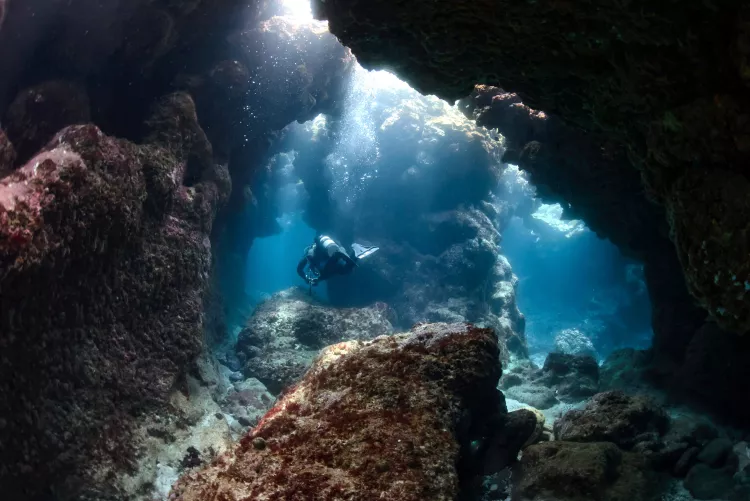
[170,323,503,501]
[236,288,395,393]
[0,93,228,498]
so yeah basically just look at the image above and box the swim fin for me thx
[352,243,379,260]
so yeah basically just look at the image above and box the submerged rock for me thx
[170,323,503,500]
[554,391,669,450]
[236,287,395,394]
[513,441,653,501]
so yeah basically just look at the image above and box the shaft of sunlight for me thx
[280,0,314,20]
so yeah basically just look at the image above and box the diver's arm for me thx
[296,256,308,281]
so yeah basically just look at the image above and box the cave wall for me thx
[0,1,353,498]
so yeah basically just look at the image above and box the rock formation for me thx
[170,323,504,501]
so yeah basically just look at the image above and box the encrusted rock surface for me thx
[170,323,503,501]
[0,93,228,498]
[236,287,395,394]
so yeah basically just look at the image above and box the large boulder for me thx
[0,93,228,499]
[170,323,503,500]
[554,391,669,450]
[236,288,395,393]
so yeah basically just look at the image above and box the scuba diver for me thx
[297,234,379,286]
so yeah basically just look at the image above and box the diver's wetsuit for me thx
[296,235,357,284]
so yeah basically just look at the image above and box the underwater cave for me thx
[1,0,749,500]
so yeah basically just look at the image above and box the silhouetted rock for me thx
[236,288,394,393]
[171,323,503,501]
[513,441,654,501]
[554,392,669,450]
[677,322,750,420]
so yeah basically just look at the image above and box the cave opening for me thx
[2,0,749,499]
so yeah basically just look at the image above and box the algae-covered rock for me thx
[170,323,503,501]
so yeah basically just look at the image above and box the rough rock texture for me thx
[311,0,750,333]
[481,409,539,475]
[236,287,395,393]
[513,441,654,501]
[170,323,503,501]
[218,376,275,437]
[0,93,229,498]
[114,354,236,501]
[554,392,669,451]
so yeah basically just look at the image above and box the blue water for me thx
[245,214,323,304]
